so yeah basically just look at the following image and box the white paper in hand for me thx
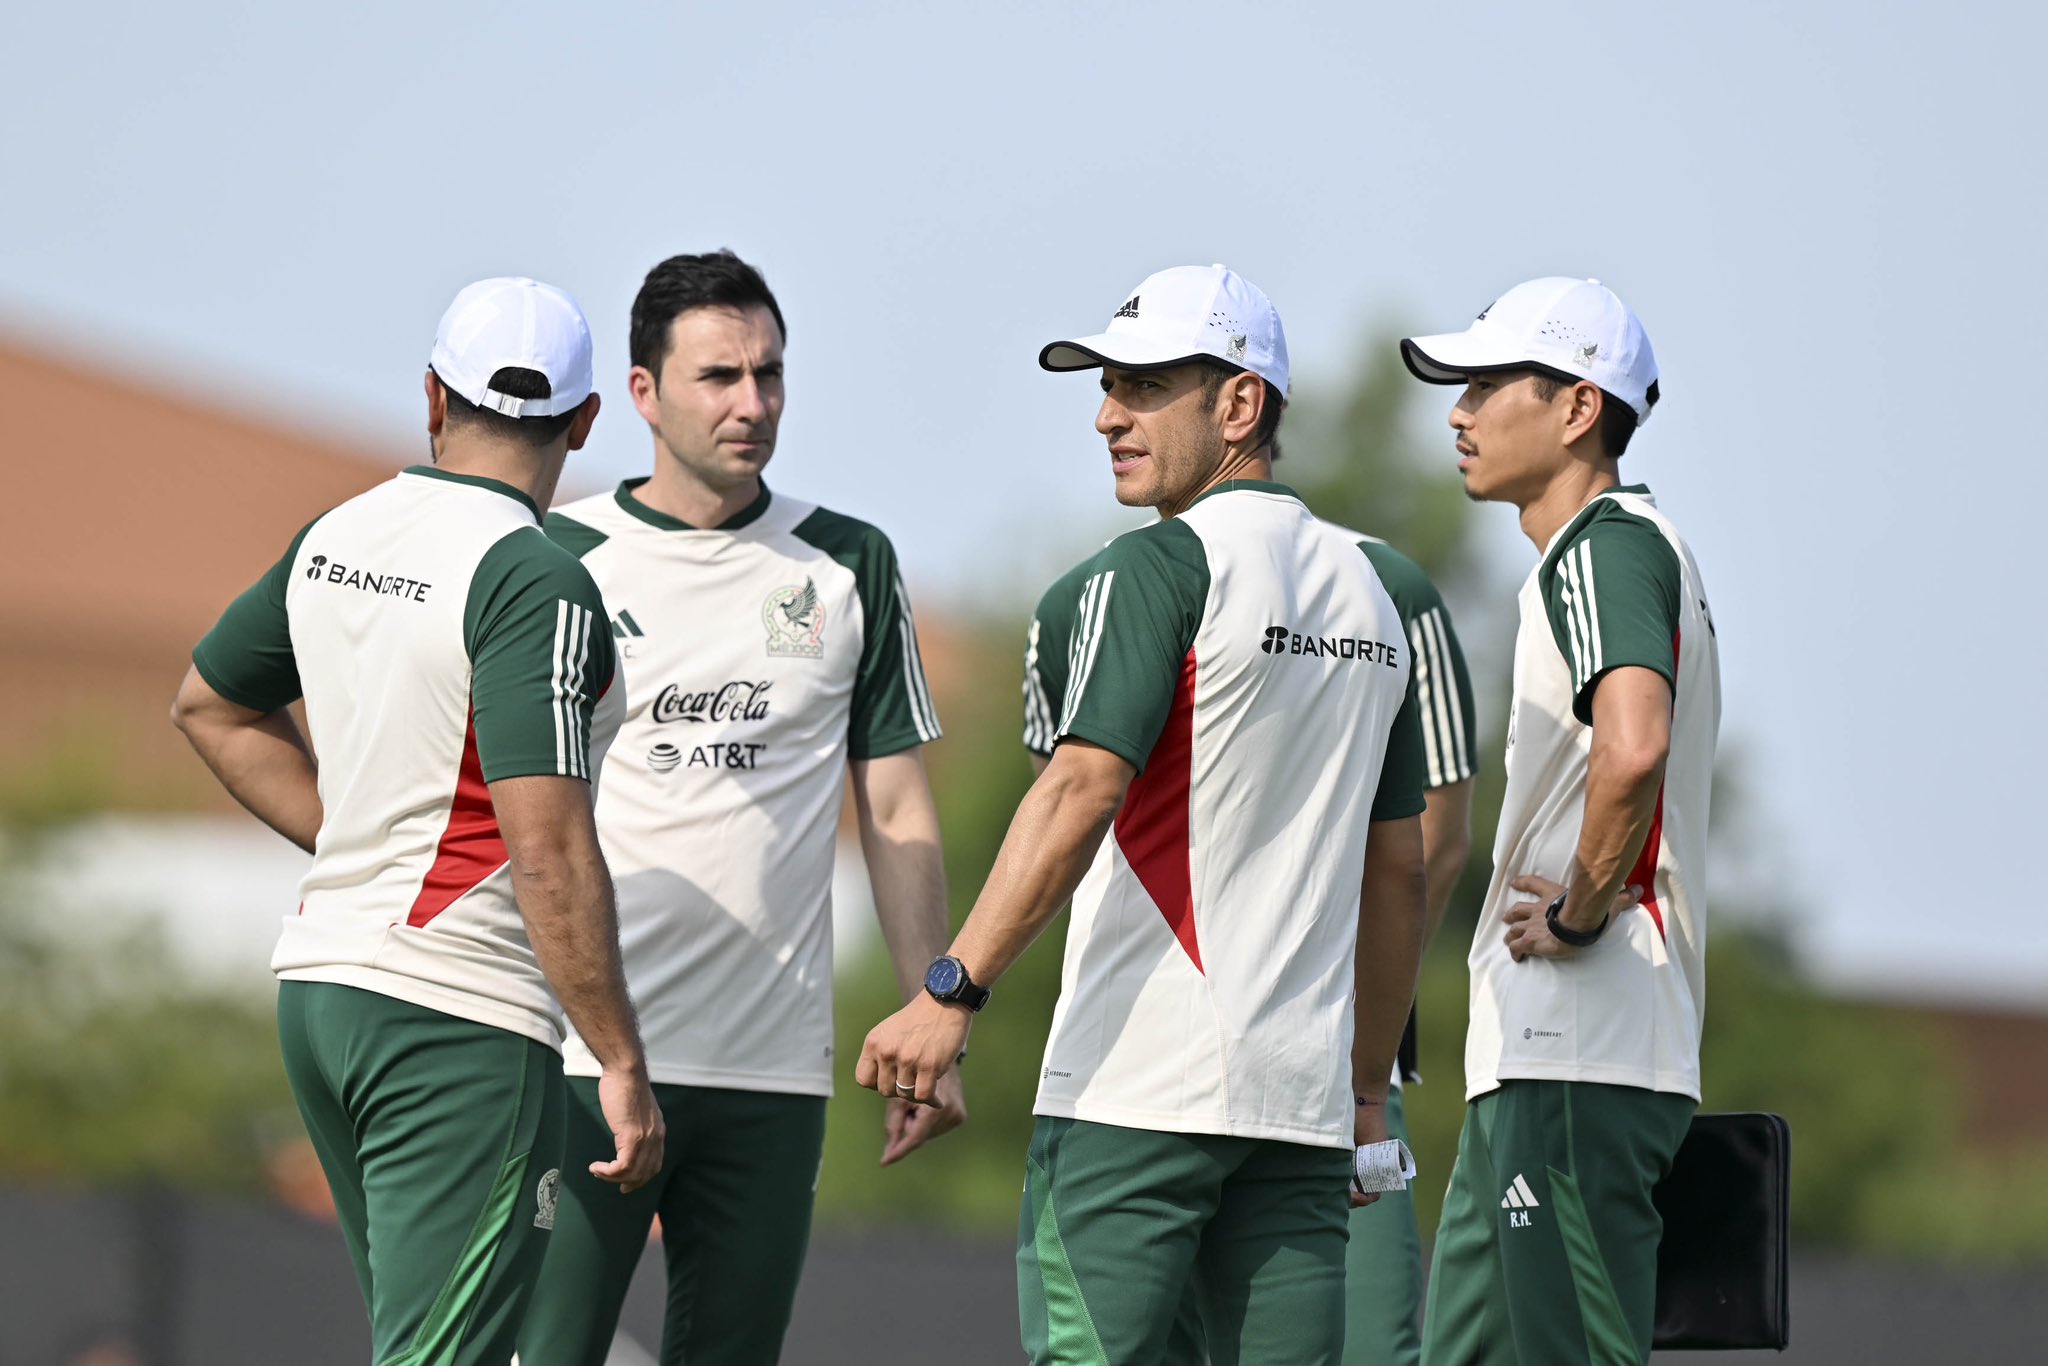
[1352,1138,1417,1195]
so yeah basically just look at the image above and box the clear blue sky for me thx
[4,1,2042,1007]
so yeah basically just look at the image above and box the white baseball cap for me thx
[1040,263,1290,397]
[429,276,595,418]
[1401,277,1659,424]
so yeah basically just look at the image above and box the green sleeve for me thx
[1357,539,1478,788]
[463,527,617,784]
[1056,520,1209,772]
[190,517,320,713]
[544,510,610,560]
[1540,508,1682,724]
[1370,679,1430,822]
[791,508,941,759]
[1022,559,1093,756]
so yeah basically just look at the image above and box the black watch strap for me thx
[926,955,992,1012]
[1545,891,1609,948]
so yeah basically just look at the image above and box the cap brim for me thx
[1399,330,1543,386]
[1039,332,1212,374]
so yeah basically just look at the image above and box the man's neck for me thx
[1158,445,1273,520]
[636,449,761,529]
[1518,459,1620,552]
[434,441,562,515]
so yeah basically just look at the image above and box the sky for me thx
[3,0,2043,1007]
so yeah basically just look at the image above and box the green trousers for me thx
[1420,1080,1694,1366]
[277,981,565,1366]
[1342,1085,1424,1366]
[516,1078,828,1366]
[1018,1115,1352,1366]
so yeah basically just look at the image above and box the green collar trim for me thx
[614,478,773,532]
[1544,483,1656,558]
[404,465,540,520]
[1187,479,1301,510]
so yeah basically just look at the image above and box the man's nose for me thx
[732,375,768,422]
[1095,395,1125,437]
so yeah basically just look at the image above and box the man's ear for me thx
[567,392,603,452]
[1560,381,1604,451]
[1220,370,1266,447]
[424,369,448,437]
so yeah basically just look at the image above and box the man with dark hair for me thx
[1399,278,1720,1366]
[171,276,662,1365]
[518,250,955,1366]
[859,264,1431,1365]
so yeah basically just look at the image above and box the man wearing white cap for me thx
[858,264,1431,1364]
[1398,279,1721,1365]
[171,277,662,1365]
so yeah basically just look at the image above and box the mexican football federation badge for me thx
[534,1169,560,1230]
[764,579,826,658]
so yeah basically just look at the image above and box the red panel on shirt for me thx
[405,706,507,928]
[1114,650,1201,973]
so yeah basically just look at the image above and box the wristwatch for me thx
[1544,891,1609,948]
[923,955,991,1012]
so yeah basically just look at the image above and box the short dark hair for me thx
[438,366,579,446]
[1197,359,1286,456]
[1531,370,1638,458]
[630,249,787,381]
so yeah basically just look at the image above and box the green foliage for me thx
[819,625,1067,1227]
[0,838,297,1191]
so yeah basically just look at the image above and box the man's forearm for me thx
[1559,670,1672,933]
[853,758,952,1002]
[513,847,644,1073]
[947,755,1124,986]
[172,680,322,853]
[1353,815,1428,1101]
[1418,779,1473,952]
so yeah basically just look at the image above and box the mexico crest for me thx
[764,579,826,658]
[534,1168,560,1229]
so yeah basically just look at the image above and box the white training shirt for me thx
[1465,485,1721,1100]
[1031,481,1428,1149]
[194,467,621,1048]
[547,481,939,1094]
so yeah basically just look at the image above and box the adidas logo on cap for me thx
[1113,296,1141,319]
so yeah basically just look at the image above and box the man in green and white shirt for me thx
[1400,278,1721,1366]
[518,251,953,1366]
[1027,528,1478,1366]
[863,265,1431,1365]
[173,277,661,1366]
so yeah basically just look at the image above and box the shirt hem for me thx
[274,966,563,1051]
[1465,1062,1701,1103]
[1032,1098,1350,1150]
[561,1056,833,1096]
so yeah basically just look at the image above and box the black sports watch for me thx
[1544,891,1609,948]
[923,955,991,1012]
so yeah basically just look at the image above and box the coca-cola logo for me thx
[651,681,773,725]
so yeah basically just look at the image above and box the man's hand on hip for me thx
[1502,874,1642,962]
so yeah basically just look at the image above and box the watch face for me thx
[925,957,963,997]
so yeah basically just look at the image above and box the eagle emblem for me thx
[763,578,826,658]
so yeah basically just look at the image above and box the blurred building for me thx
[0,331,396,814]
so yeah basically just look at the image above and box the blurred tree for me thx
[0,818,296,1194]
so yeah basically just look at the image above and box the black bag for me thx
[1652,1112,1791,1351]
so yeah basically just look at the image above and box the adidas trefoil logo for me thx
[1501,1173,1540,1227]
[1113,295,1141,319]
